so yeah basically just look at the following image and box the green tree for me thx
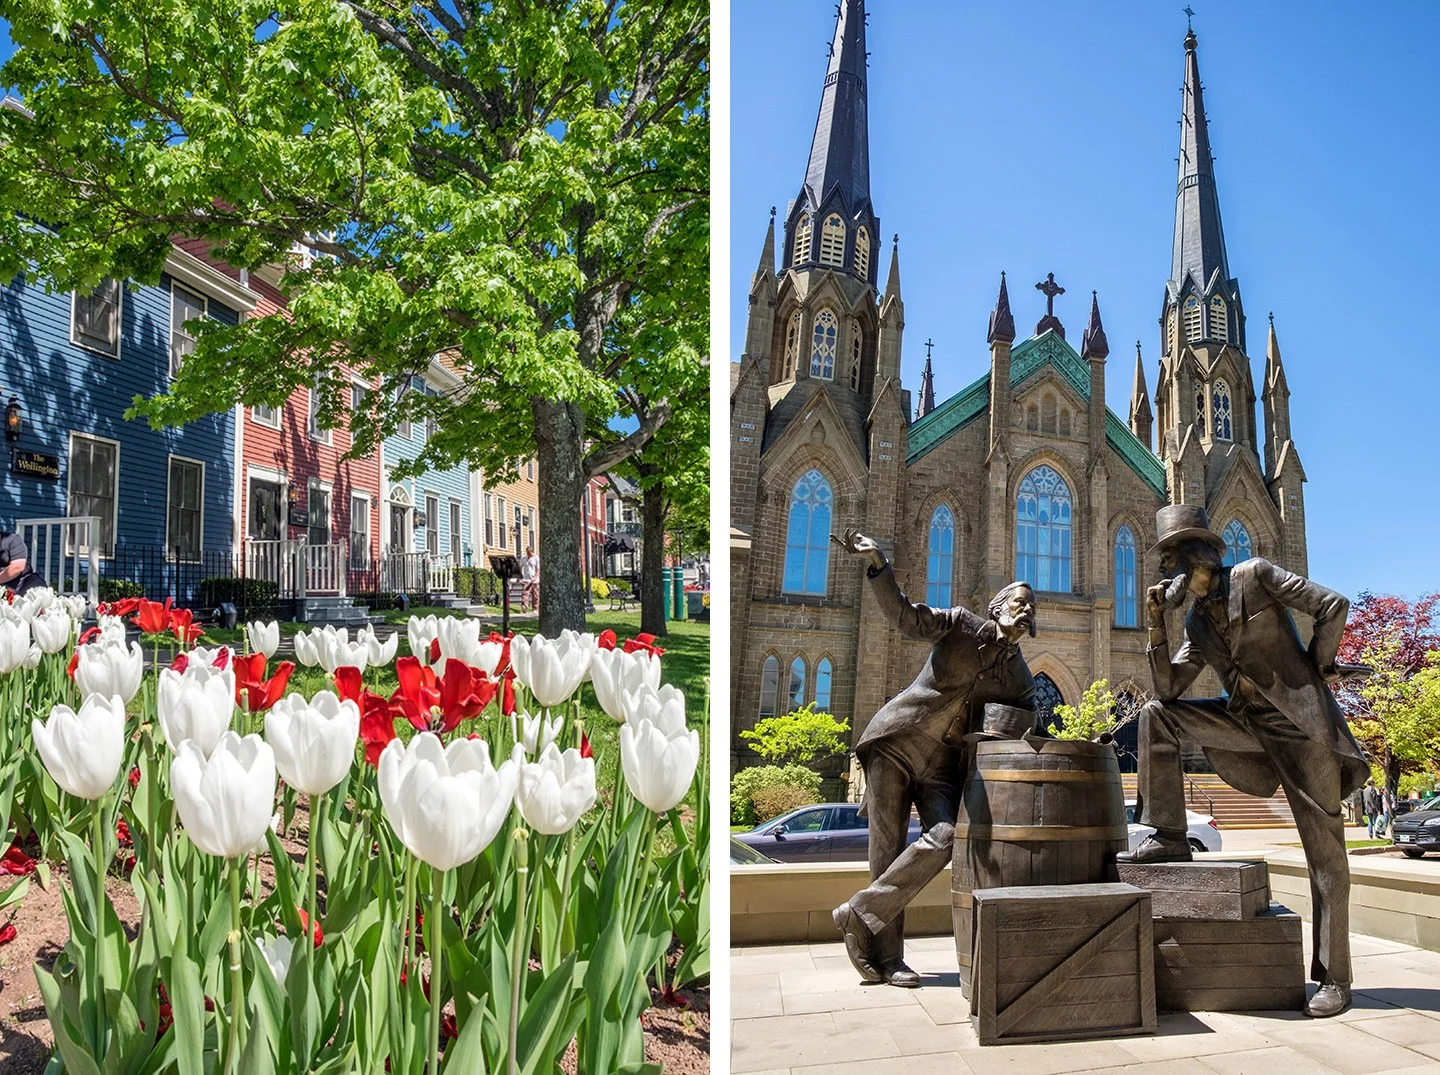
[739,703,850,767]
[1048,679,1121,742]
[0,0,709,634]
[1350,631,1440,798]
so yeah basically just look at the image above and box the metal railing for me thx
[16,516,100,612]
[245,539,348,598]
[1185,777,1215,816]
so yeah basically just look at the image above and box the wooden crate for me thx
[1153,904,1305,1012]
[971,883,1156,1046]
[1117,860,1270,920]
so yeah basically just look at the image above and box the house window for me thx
[68,434,118,555]
[1184,296,1202,341]
[1210,294,1228,343]
[759,655,780,720]
[1212,378,1233,441]
[425,494,440,556]
[523,506,534,552]
[791,214,811,265]
[1114,525,1138,628]
[309,380,331,444]
[498,497,507,549]
[449,500,462,562]
[165,457,204,560]
[350,495,371,569]
[1015,464,1072,593]
[249,477,283,541]
[854,227,870,281]
[251,404,281,428]
[351,381,368,411]
[169,284,206,378]
[782,468,832,595]
[783,312,801,379]
[513,504,523,552]
[787,656,807,710]
[810,309,838,379]
[1222,520,1252,568]
[72,279,121,358]
[484,493,495,547]
[926,504,955,607]
[396,381,412,440]
[308,482,332,545]
[527,460,534,481]
[819,214,845,267]
[814,657,833,712]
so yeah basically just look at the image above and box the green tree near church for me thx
[0,0,709,634]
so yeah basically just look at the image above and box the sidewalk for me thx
[732,931,1440,1073]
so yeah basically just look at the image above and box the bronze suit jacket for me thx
[1149,557,1369,798]
[853,564,1036,765]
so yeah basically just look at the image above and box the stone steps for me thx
[1121,774,1296,828]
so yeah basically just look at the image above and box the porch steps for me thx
[296,596,371,626]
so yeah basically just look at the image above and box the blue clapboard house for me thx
[0,240,258,602]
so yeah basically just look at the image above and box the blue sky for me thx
[731,1,1440,602]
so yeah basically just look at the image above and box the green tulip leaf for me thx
[286,934,321,1067]
[440,996,489,1075]
[35,964,103,1075]
[165,946,206,1075]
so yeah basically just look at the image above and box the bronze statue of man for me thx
[829,527,1037,987]
[1120,504,1368,1018]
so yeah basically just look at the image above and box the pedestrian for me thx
[0,528,43,596]
[1381,784,1396,838]
[1362,779,1382,838]
[520,546,539,611]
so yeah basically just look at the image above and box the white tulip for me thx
[73,640,144,704]
[62,594,89,620]
[326,634,368,672]
[171,732,277,859]
[157,663,236,756]
[516,745,596,835]
[620,717,699,814]
[511,710,563,757]
[0,620,30,674]
[32,694,126,801]
[559,630,599,683]
[292,629,321,668]
[435,616,481,674]
[265,691,360,796]
[590,649,662,723]
[620,683,688,737]
[256,934,295,992]
[17,587,56,616]
[247,621,280,660]
[22,644,41,670]
[510,634,588,708]
[30,607,72,654]
[362,628,397,668]
[94,615,128,647]
[472,636,507,678]
[407,615,440,665]
[377,733,517,871]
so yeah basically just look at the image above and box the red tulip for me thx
[334,666,363,705]
[0,923,16,945]
[580,731,593,760]
[296,907,324,948]
[597,629,618,651]
[128,766,141,790]
[233,654,295,713]
[0,844,35,876]
[623,633,665,657]
[359,692,400,767]
[66,651,79,679]
[133,599,171,636]
[170,608,204,645]
[77,626,102,646]
[392,656,489,734]
[428,638,440,664]
[116,818,132,847]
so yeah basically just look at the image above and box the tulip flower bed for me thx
[0,591,710,1073]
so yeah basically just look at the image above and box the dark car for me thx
[732,803,923,863]
[730,838,777,865]
[1391,797,1440,858]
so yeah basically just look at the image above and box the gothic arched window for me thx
[849,327,862,390]
[1114,525,1138,628]
[759,655,780,720]
[1026,403,1038,431]
[1184,296,1202,341]
[1222,520,1252,568]
[819,214,846,267]
[783,469,833,594]
[792,215,811,266]
[926,504,955,607]
[1034,673,1064,732]
[814,657,833,712]
[1195,385,1207,435]
[855,227,870,281]
[810,309,838,379]
[1058,407,1072,436]
[783,312,801,379]
[1210,294,1228,343]
[1016,465,1072,593]
[787,656,807,710]
[1212,378,1233,441]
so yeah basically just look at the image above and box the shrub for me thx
[740,703,850,766]
[606,577,633,593]
[591,577,610,599]
[196,576,279,611]
[1049,679,1120,741]
[453,568,475,599]
[750,786,814,823]
[352,591,401,611]
[730,764,823,826]
[99,578,145,603]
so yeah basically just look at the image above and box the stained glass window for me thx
[1195,385,1207,435]
[759,656,780,720]
[788,656,807,710]
[849,328,862,390]
[926,504,955,607]
[1114,525,1138,628]
[1213,379,1233,441]
[782,469,833,594]
[1034,673,1064,732]
[1016,465,1072,593]
[1222,520,1252,567]
[814,658,833,712]
[810,309,838,379]
[783,313,801,379]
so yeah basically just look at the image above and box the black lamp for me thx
[4,396,20,442]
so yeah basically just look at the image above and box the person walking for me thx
[519,546,539,611]
[1363,779,1382,839]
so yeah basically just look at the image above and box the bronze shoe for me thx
[1116,832,1193,864]
[1304,982,1351,1018]
[880,961,920,988]
[832,902,883,984]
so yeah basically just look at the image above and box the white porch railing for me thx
[381,553,454,595]
[16,516,100,612]
[245,539,348,598]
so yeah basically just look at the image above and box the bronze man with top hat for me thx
[829,527,1038,988]
[1121,504,1368,1018]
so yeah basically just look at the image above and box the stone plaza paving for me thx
[732,928,1440,1074]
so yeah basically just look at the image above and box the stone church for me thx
[729,1,1310,773]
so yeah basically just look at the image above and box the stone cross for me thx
[1035,273,1065,318]
[925,338,935,361]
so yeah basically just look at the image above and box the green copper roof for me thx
[906,329,1169,498]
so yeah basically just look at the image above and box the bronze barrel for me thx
[951,737,1128,997]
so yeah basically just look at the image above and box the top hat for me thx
[1149,504,1227,557]
[964,702,1039,743]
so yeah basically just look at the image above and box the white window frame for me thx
[164,454,206,561]
[308,380,332,445]
[449,498,462,562]
[349,491,372,569]
[245,465,289,542]
[388,484,414,554]
[424,492,440,556]
[250,403,282,429]
[70,279,123,360]
[168,281,208,379]
[307,478,334,545]
[66,431,121,557]
[497,496,508,550]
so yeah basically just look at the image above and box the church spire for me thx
[803,0,871,217]
[916,340,937,419]
[1130,341,1153,450]
[1081,291,1110,360]
[755,206,776,281]
[885,234,902,298]
[987,271,1016,344]
[1263,312,1292,477]
[1170,23,1231,297]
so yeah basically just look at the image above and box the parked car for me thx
[1124,800,1223,853]
[729,838,778,865]
[1391,797,1440,858]
[733,803,923,863]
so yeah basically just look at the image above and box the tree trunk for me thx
[534,398,587,636]
[638,461,667,638]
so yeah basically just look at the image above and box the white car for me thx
[1125,800,1223,853]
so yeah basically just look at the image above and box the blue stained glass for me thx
[814,658,833,711]
[1222,520,1252,568]
[926,504,955,606]
[1114,525,1138,627]
[1015,465,1072,593]
[788,656,806,708]
[783,469,833,595]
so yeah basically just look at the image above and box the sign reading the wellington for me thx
[11,449,60,480]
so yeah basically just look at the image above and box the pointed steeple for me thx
[1170,24,1231,296]
[916,344,936,419]
[1082,291,1110,360]
[1130,341,1153,450]
[1262,312,1293,478]
[755,206,776,280]
[1265,311,1288,393]
[885,233,902,298]
[987,272,1016,344]
[803,0,871,216]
